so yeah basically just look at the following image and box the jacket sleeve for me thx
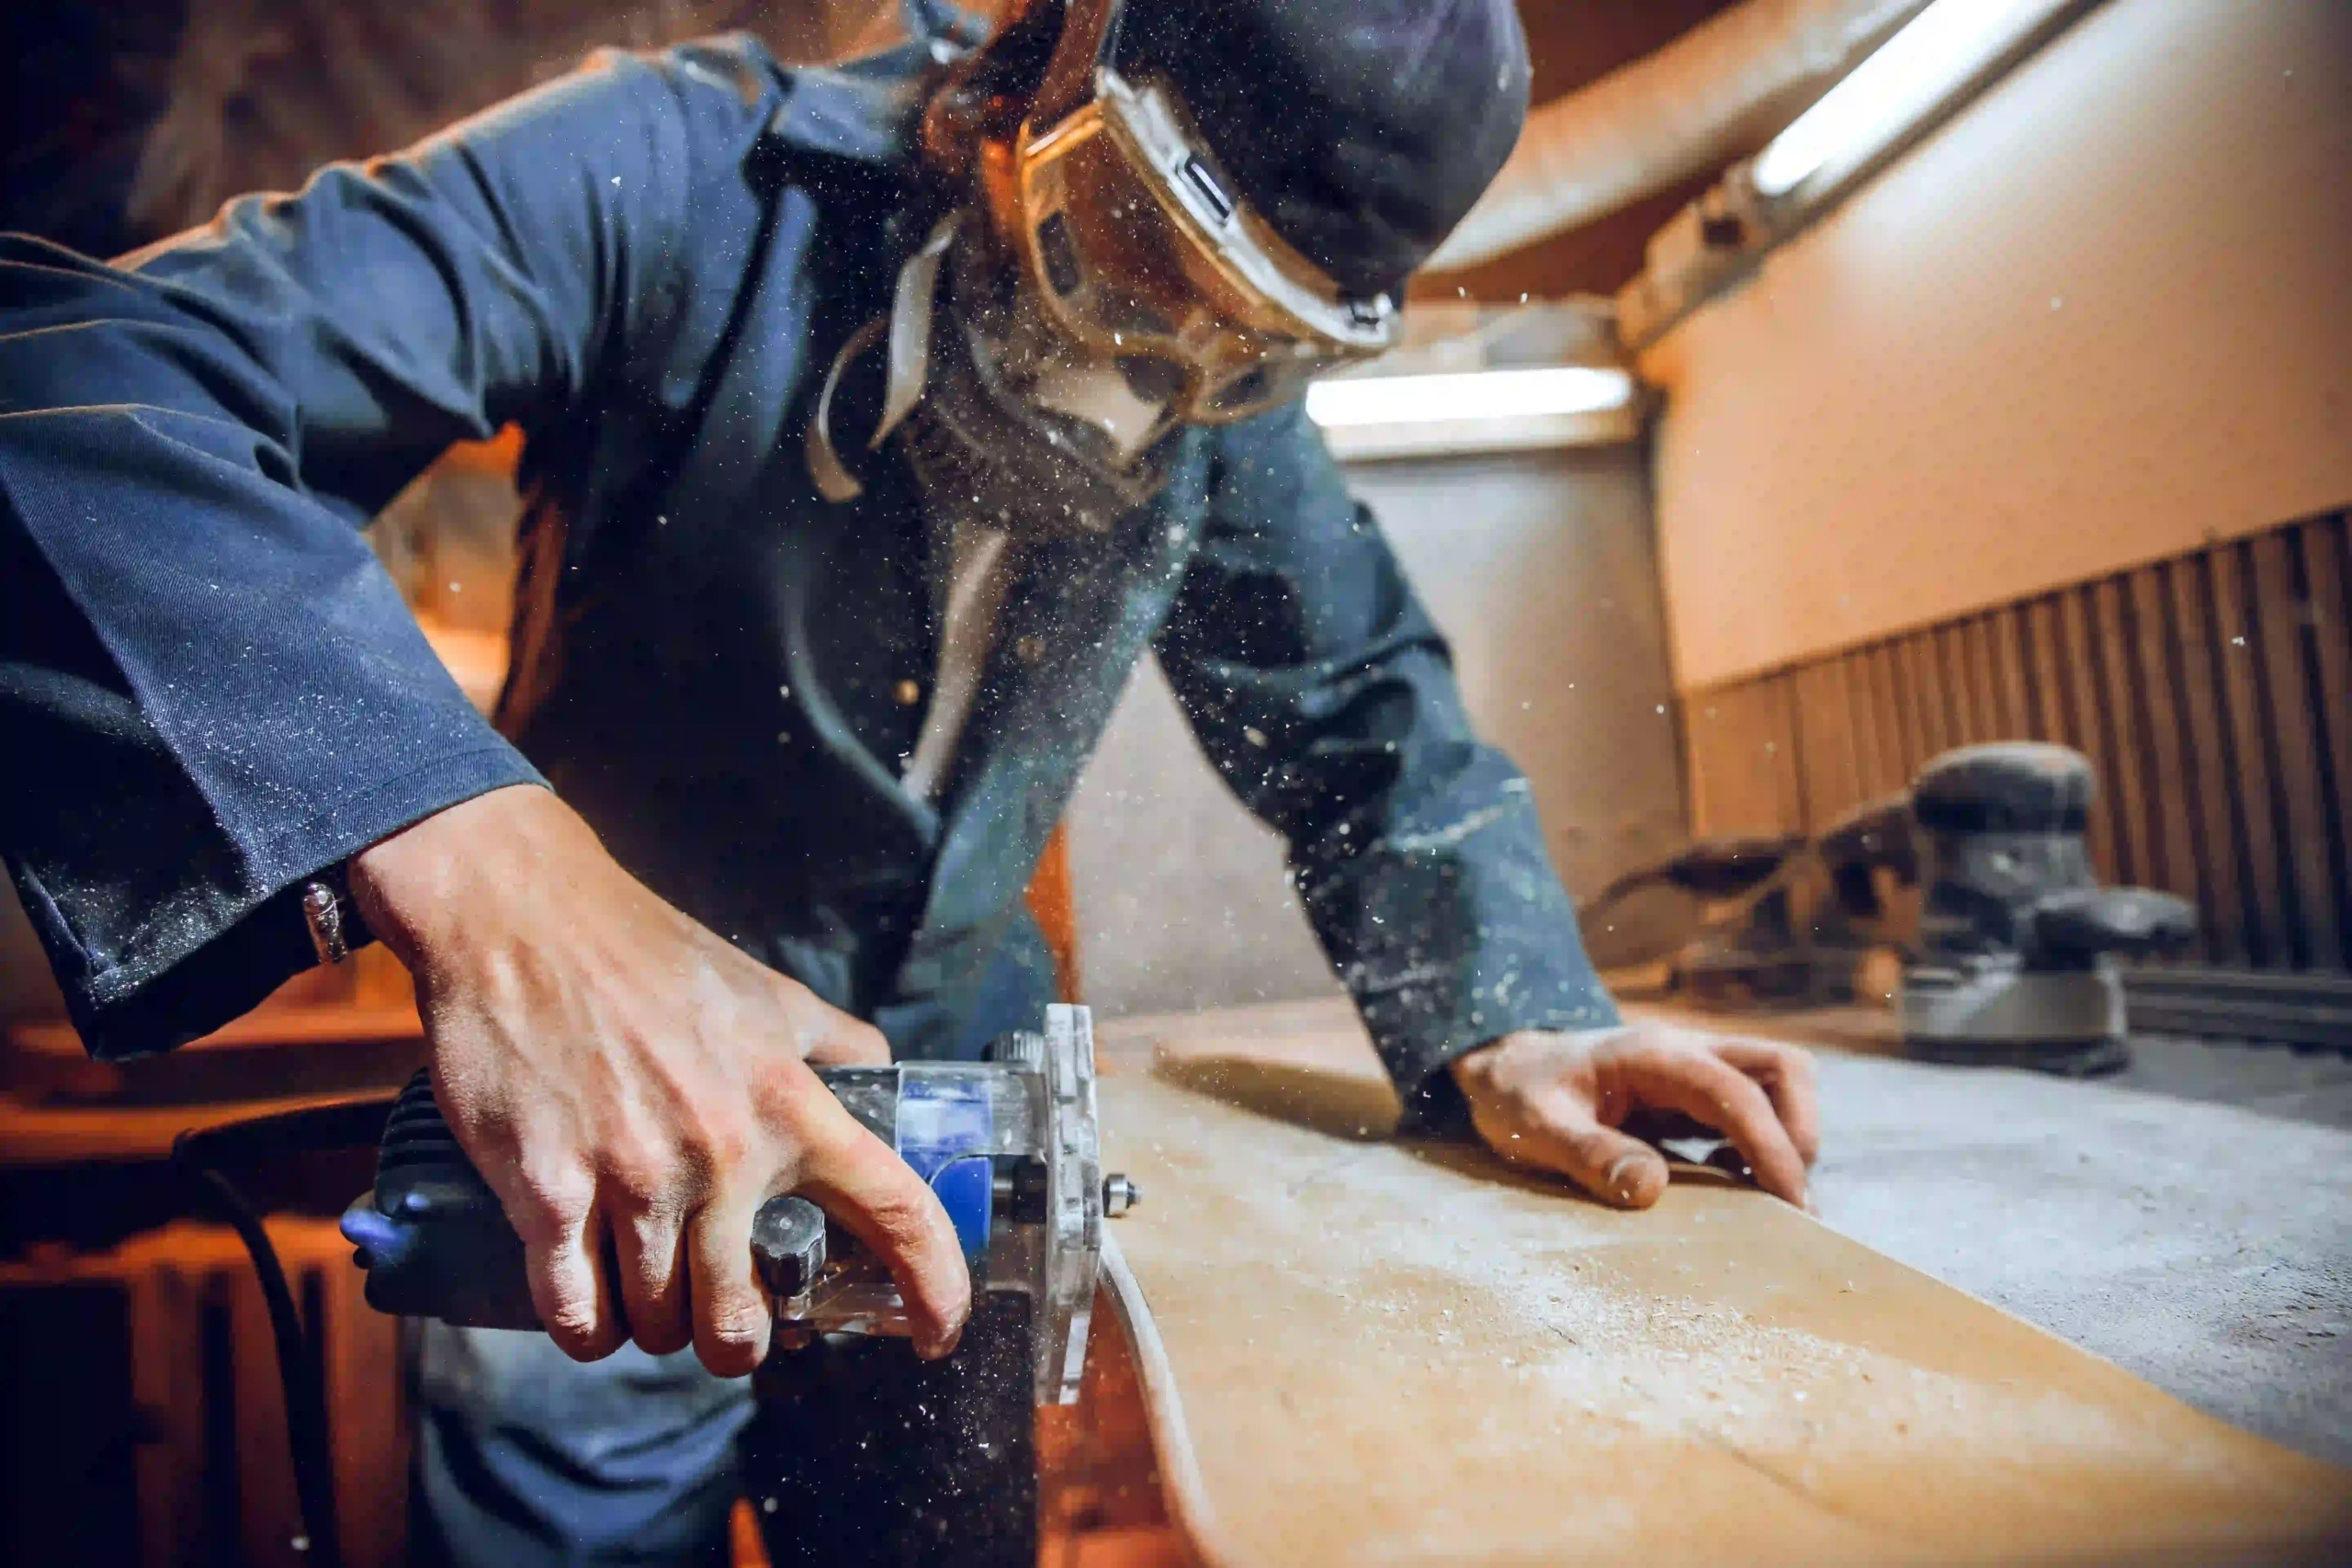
[1154,400,1619,1125]
[0,42,763,1057]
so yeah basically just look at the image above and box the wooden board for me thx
[1088,1006,2352,1568]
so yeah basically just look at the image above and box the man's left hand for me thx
[1448,1021,1819,1210]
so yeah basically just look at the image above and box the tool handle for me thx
[342,1071,832,1330]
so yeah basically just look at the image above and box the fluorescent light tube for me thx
[1752,0,2042,198]
[1305,367,1634,430]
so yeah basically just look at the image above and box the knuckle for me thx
[787,1091,862,1150]
[860,1178,923,1229]
[771,977,832,1033]
[510,1173,594,1243]
[698,1337,763,1380]
[686,1114,755,1178]
[604,1145,672,1211]
[752,1054,827,1121]
[858,1187,934,1252]
[543,1303,615,1361]
[698,1327,765,1378]
[1694,1055,1752,1098]
[819,1025,889,1067]
[620,1215,683,1269]
[702,1298,769,1359]
[1519,1098,1582,1144]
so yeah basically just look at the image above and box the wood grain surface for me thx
[1090,1004,2352,1567]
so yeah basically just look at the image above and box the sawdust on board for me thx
[1105,1074,2342,1565]
[1133,1094,2188,1462]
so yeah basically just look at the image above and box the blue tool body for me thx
[341,1064,1004,1329]
[897,1072,996,1261]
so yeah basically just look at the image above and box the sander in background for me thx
[1579,742,2196,1072]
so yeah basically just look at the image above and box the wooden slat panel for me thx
[2022,595,2069,743]
[2299,515,2352,964]
[1688,681,1804,837]
[2052,587,2119,882]
[130,1265,209,1568]
[2128,565,2200,914]
[1940,623,1973,745]
[1940,622,1975,743]
[1792,660,1864,829]
[1674,516,2346,972]
[1871,639,1909,789]
[2251,529,2341,968]
[1765,672,1804,831]
[1962,615,2005,743]
[2091,574,2155,891]
[1684,689,1745,837]
[0,1225,407,1568]
[1900,633,1949,764]
[1836,651,1889,807]
[2166,554,2249,964]
[1988,604,2033,740]
[1862,641,1903,780]
[322,1247,408,1568]
[1682,693,1724,838]
[1939,623,1980,745]
[2209,542,2289,966]
[228,1258,304,1568]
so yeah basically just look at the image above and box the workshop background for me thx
[3,2,2348,1565]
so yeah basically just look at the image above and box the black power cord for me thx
[171,1096,399,1568]
[179,1161,345,1568]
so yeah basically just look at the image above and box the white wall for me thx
[1067,444,1683,1019]
[1642,0,2352,690]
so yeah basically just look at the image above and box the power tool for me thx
[1900,744,2195,1072]
[1578,743,2196,1070]
[339,1001,1130,1406]
[173,1002,1134,1567]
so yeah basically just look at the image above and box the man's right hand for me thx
[347,785,970,1376]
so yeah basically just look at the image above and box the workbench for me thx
[1051,998,2352,1567]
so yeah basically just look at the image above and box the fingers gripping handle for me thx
[341,1008,1133,1402]
[341,1072,870,1332]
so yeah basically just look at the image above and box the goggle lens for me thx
[1013,100,1385,424]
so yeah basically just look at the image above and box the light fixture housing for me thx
[1306,367,1634,428]
[1305,366,1639,461]
[1754,0,2066,199]
[1620,0,2097,349]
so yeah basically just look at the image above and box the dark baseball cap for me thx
[1115,0,1531,299]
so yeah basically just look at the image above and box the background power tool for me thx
[174,1002,1133,1568]
[1901,744,2196,1072]
[1577,742,2195,1070]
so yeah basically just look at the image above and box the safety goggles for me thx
[980,0,1400,424]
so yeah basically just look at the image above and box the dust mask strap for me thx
[805,213,964,505]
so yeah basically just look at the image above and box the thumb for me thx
[1506,1106,1671,1209]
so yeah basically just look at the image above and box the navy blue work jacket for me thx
[0,36,1614,1116]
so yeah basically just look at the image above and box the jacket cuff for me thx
[29,748,546,1060]
[1360,974,1622,1135]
